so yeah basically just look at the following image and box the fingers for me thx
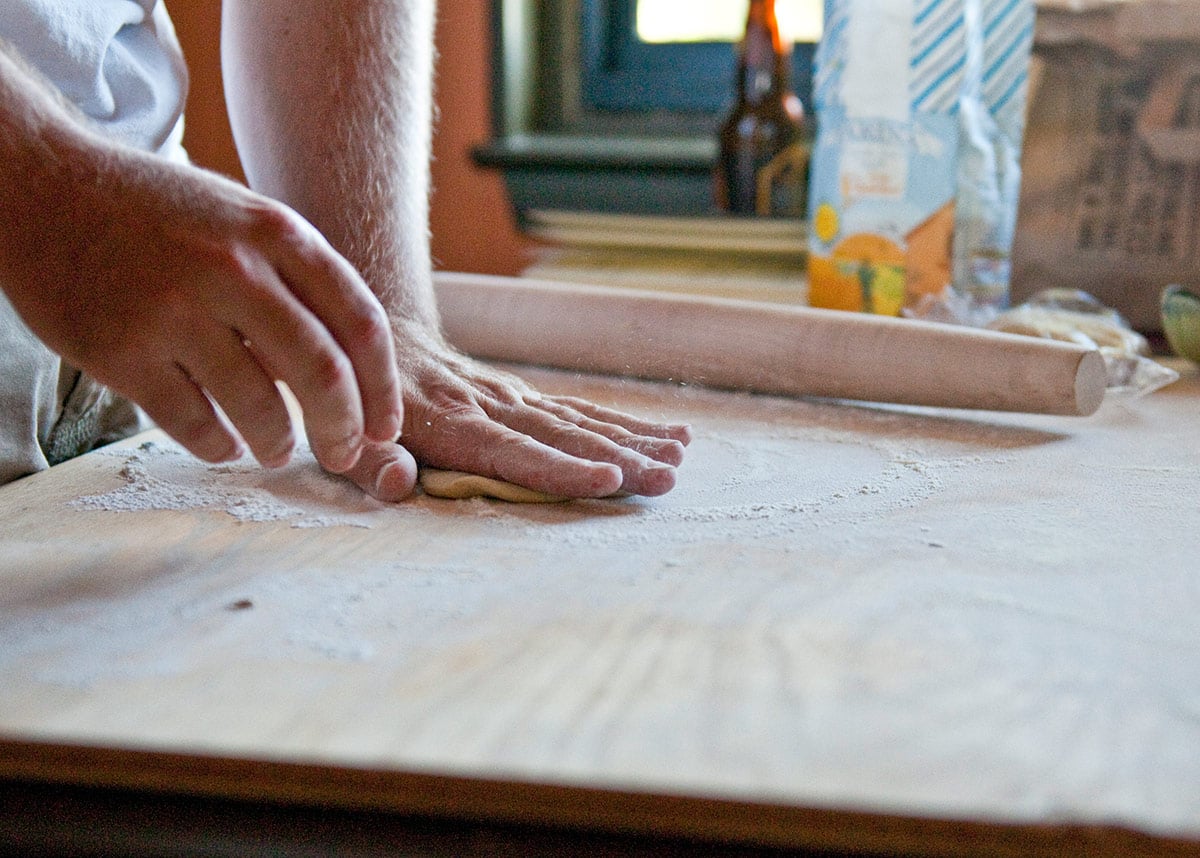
[178,327,296,468]
[133,364,245,464]
[214,291,360,470]
[218,223,397,474]
[236,293,366,474]
[423,417,626,499]
[267,219,403,444]
[533,396,688,466]
[406,391,683,498]
[547,395,693,447]
[487,435,627,498]
[491,402,679,496]
[338,440,419,502]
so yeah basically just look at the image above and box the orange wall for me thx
[167,0,532,276]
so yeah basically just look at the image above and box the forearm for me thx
[1,39,88,277]
[0,41,54,284]
[220,0,689,502]
[0,39,130,324]
[2,34,404,476]
[221,0,439,331]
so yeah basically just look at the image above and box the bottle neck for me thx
[738,0,791,106]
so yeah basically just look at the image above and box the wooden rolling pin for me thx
[433,272,1107,416]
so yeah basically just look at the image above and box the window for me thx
[581,0,819,113]
[475,0,822,219]
[636,0,822,44]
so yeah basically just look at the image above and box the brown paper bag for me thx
[1013,0,1200,332]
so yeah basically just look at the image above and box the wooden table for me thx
[2,361,1199,857]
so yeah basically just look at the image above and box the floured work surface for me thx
[1,364,1199,856]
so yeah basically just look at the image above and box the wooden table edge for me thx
[1,738,1196,857]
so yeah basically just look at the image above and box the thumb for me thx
[337,439,419,502]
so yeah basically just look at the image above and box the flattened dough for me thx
[418,469,569,504]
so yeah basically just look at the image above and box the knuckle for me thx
[207,242,262,289]
[345,302,392,350]
[307,348,355,395]
[492,384,526,409]
[543,420,581,450]
[540,416,600,456]
[475,381,526,414]
[485,432,541,472]
[246,201,307,244]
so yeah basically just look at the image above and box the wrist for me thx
[390,310,448,352]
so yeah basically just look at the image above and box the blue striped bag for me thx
[806,0,1035,320]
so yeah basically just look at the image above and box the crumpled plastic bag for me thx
[985,289,1179,397]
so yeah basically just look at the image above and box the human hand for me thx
[0,137,402,475]
[338,321,691,502]
[217,0,684,500]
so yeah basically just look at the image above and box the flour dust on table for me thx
[72,440,389,528]
[63,369,988,547]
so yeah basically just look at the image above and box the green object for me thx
[1161,285,1200,363]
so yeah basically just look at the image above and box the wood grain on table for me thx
[2,364,1200,857]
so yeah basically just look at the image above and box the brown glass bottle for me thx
[716,0,808,217]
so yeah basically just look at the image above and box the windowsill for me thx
[472,133,723,219]
[473,133,716,171]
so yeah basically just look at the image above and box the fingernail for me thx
[375,462,394,496]
[591,463,624,495]
[643,463,677,496]
[374,461,407,499]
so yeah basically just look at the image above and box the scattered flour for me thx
[64,371,1030,546]
[72,440,388,528]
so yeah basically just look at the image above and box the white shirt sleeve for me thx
[0,0,188,157]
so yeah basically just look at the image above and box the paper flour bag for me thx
[1012,0,1200,331]
[807,0,1035,319]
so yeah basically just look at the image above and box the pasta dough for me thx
[418,469,569,504]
